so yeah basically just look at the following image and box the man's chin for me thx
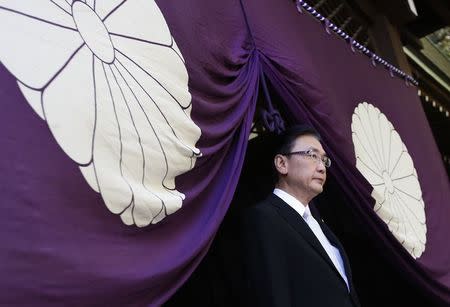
[311,184,324,194]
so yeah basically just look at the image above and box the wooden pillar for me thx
[369,14,412,75]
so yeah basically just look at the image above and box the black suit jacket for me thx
[240,194,360,307]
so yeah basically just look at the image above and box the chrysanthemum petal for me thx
[43,46,95,165]
[91,59,133,215]
[0,3,82,89]
[104,0,171,45]
[17,83,44,120]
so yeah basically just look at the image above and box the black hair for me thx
[274,124,322,156]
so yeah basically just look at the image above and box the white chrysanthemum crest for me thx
[0,0,202,227]
[351,102,426,258]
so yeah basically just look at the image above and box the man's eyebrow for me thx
[307,147,328,156]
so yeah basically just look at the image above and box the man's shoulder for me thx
[241,194,280,218]
[238,194,287,236]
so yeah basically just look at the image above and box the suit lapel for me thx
[319,221,352,280]
[317,214,360,305]
[268,195,337,272]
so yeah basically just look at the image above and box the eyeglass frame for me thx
[281,149,331,168]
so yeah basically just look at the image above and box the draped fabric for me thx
[0,0,448,306]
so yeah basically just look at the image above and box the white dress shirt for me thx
[273,188,349,291]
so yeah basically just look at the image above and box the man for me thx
[240,125,360,307]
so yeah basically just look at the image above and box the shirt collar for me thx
[273,188,309,219]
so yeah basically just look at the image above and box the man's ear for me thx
[274,154,288,175]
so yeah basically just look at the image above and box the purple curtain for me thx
[0,1,257,305]
[0,0,448,306]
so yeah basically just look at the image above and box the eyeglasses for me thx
[282,149,331,168]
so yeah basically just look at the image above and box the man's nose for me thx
[316,160,326,173]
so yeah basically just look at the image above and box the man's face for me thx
[283,134,327,201]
